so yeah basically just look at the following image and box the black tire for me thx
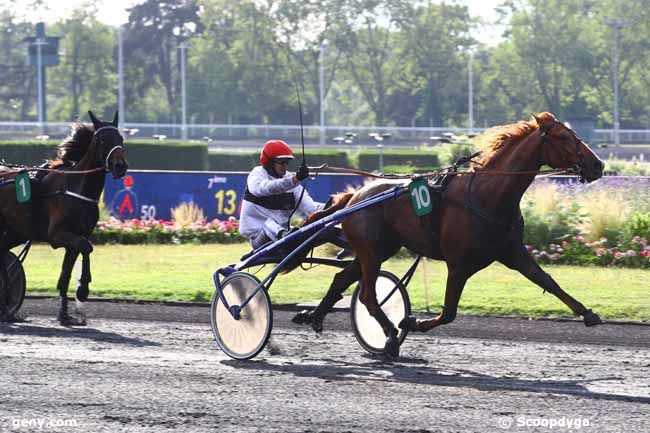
[2,252,26,317]
[350,270,411,355]
[210,272,273,360]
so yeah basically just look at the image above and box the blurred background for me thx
[1,0,649,150]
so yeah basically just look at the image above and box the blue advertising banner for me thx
[104,171,649,222]
[103,170,366,221]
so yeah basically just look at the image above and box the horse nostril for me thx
[594,160,604,171]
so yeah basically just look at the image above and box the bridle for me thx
[538,120,585,181]
[93,125,124,172]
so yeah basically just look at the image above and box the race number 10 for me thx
[409,179,432,216]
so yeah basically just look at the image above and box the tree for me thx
[394,1,474,127]
[0,10,36,120]
[48,11,118,121]
[123,0,203,122]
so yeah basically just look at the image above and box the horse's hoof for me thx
[0,312,26,323]
[583,309,604,327]
[59,315,87,326]
[384,331,400,358]
[399,315,417,332]
[291,309,313,325]
[76,287,89,302]
[311,317,324,333]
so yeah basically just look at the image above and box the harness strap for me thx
[64,191,99,203]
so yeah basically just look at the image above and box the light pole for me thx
[468,50,474,132]
[34,37,46,134]
[604,17,626,147]
[319,40,328,146]
[179,40,188,140]
[118,25,125,129]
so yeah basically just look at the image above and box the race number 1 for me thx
[15,172,31,203]
[409,179,432,216]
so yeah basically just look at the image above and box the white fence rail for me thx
[1,121,649,146]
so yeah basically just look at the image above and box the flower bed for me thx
[529,236,649,269]
[91,217,245,245]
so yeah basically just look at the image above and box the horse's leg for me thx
[55,248,83,326]
[74,250,92,321]
[401,263,479,332]
[0,247,10,321]
[357,253,403,357]
[500,245,603,326]
[292,258,361,332]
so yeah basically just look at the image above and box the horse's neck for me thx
[474,133,542,214]
[67,145,105,201]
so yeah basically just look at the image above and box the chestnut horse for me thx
[0,111,128,324]
[294,112,605,357]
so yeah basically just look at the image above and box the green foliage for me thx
[121,140,208,170]
[604,157,650,175]
[434,140,477,166]
[208,150,351,172]
[49,12,118,120]
[624,212,650,240]
[521,180,650,251]
[357,149,440,171]
[0,141,58,165]
[3,0,650,130]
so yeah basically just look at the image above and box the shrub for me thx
[521,182,581,247]
[171,201,205,227]
[576,187,630,243]
[604,157,650,175]
[356,149,440,172]
[624,212,650,240]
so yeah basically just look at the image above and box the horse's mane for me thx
[471,112,556,168]
[48,122,95,168]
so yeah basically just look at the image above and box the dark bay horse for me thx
[0,111,128,324]
[295,112,605,357]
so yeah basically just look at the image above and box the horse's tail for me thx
[303,191,354,226]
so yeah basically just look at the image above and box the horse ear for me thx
[88,110,101,128]
[112,111,119,126]
[531,113,544,127]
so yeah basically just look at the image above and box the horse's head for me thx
[88,110,128,179]
[533,113,603,183]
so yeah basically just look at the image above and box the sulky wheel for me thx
[2,251,26,318]
[211,272,273,360]
[351,270,411,355]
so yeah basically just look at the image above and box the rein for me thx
[0,124,124,179]
[0,166,105,179]
[311,164,575,179]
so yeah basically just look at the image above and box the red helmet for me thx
[260,140,294,165]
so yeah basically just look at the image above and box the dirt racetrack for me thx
[1,298,649,433]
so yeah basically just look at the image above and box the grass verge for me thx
[18,243,650,322]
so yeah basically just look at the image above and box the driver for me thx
[239,140,323,249]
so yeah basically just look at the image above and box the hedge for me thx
[124,140,208,170]
[0,139,209,171]
[357,149,440,172]
[208,149,352,172]
[0,141,58,166]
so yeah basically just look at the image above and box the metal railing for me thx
[1,121,650,146]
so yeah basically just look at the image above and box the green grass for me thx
[17,243,650,322]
